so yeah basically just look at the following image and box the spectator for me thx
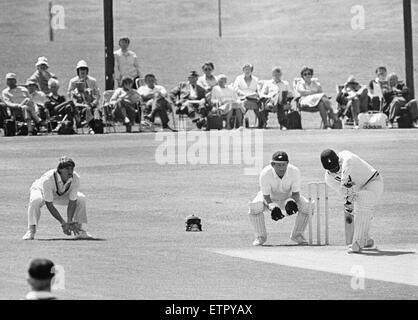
[170,70,206,121]
[233,63,262,128]
[114,36,141,88]
[44,78,79,132]
[27,57,56,94]
[26,79,49,125]
[368,66,389,111]
[211,74,245,129]
[336,76,369,128]
[197,62,218,92]
[259,66,293,130]
[382,73,414,128]
[296,66,338,129]
[68,60,101,134]
[138,73,175,131]
[25,258,57,300]
[109,77,142,132]
[1,73,41,135]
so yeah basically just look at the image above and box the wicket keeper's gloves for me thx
[269,203,285,221]
[285,199,298,216]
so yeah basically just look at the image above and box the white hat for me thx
[36,56,49,67]
[76,60,89,69]
[5,72,17,80]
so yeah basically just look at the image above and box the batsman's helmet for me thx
[185,215,202,232]
[57,156,75,171]
[320,149,339,171]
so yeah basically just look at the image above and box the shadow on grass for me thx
[357,249,415,256]
[37,238,106,241]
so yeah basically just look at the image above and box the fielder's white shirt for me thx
[31,169,80,202]
[324,150,377,196]
[259,164,301,201]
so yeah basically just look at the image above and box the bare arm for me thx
[67,200,77,222]
[45,202,66,225]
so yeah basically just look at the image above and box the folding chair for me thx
[102,90,117,133]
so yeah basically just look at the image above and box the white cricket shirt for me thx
[31,169,80,202]
[259,164,301,201]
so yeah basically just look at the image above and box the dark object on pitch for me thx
[285,199,298,215]
[90,119,104,134]
[58,120,76,135]
[397,106,412,128]
[346,215,353,224]
[286,110,302,129]
[271,207,285,221]
[4,119,16,136]
[206,114,222,130]
[185,214,202,231]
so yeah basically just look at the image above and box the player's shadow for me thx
[359,249,415,256]
[37,238,106,241]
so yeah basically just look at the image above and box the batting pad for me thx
[291,212,310,238]
[248,200,265,215]
[352,209,372,248]
[249,212,267,239]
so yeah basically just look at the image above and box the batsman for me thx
[22,156,93,240]
[248,151,311,246]
[320,149,384,253]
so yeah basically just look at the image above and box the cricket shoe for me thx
[347,241,362,254]
[290,234,308,245]
[252,236,266,246]
[364,238,375,249]
[22,226,36,240]
[74,230,94,240]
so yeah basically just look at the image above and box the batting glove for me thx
[344,201,354,214]
[285,199,299,216]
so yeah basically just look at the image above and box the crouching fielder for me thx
[248,151,311,246]
[22,156,93,240]
[320,149,384,253]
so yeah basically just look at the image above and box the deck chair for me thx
[102,90,117,133]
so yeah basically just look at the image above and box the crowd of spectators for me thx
[1,36,418,136]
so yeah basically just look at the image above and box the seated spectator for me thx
[27,57,56,94]
[368,66,389,111]
[295,66,338,129]
[336,76,369,128]
[109,77,142,132]
[259,66,293,130]
[138,73,175,131]
[26,79,49,125]
[197,62,218,92]
[1,73,41,135]
[25,258,57,300]
[170,70,206,120]
[44,78,79,131]
[211,74,245,129]
[114,36,141,89]
[382,73,416,128]
[233,63,262,128]
[67,60,101,134]
[0,96,8,132]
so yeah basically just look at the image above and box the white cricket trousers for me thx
[352,175,384,247]
[27,188,88,227]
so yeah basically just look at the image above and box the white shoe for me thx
[124,117,130,124]
[252,236,266,246]
[236,126,244,131]
[347,241,362,254]
[280,126,287,131]
[88,128,95,135]
[354,125,359,130]
[364,238,375,248]
[22,230,35,240]
[290,234,308,245]
[22,225,36,240]
[74,230,93,239]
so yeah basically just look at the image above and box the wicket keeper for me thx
[22,156,93,240]
[320,149,384,253]
[248,151,311,246]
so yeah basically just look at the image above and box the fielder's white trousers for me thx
[352,175,384,247]
[27,188,88,227]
